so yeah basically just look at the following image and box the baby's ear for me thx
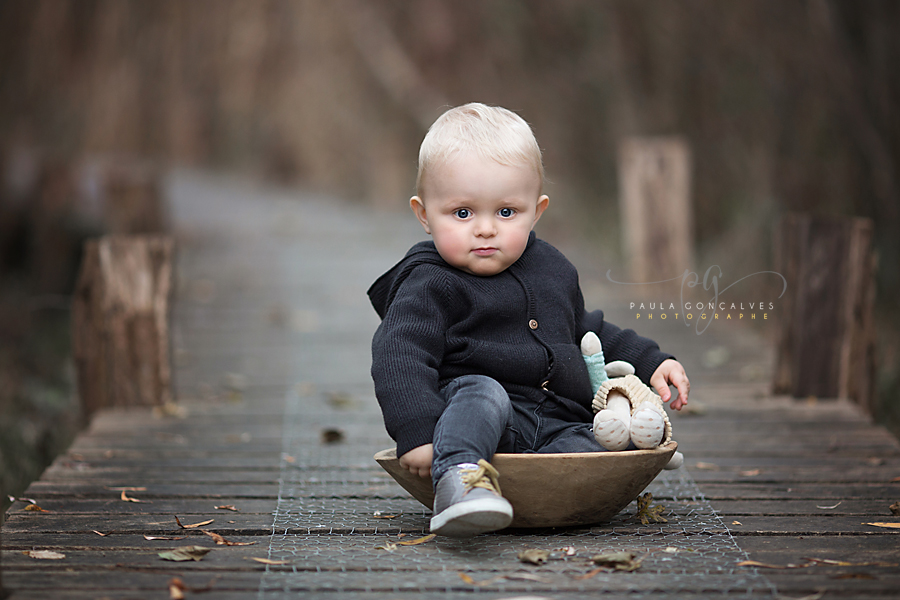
[532,195,550,225]
[410,196,431,234]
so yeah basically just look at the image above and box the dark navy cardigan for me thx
[368,232,673,457]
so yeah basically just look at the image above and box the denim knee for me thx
[445,375,511,424]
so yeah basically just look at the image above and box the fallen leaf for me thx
[199,529,256,546]
[372,510,400,519]
[169,578,186,600]
[25,550,65,560]
[158,546,211,562]
[153,401,188,419]
[325,391,356,409]
[740,469,762,477]
[281,454,296,464]
[559,546,577,556]
[816,501,842,510]
[121,490,150,503]
[397,534,436,546]
[321,428,344,444]
[458,573,476,584]
[591,551,642,571]
[789,592,825,600]
[890,501,900,516]
[694,462,719,470]
[144,535,186,541]
[736,560,814,569]
[249,557,291,565]
[24,504,49,512]
[574,567,605,580]
[215,505,239,512]
[804,557,899,567]
[375,542,397,551]
[732,521,743,526]
[518,548,550,565]
[634,492,667,524]
[175,515,214,529]
[93,530,110,537]
[504,573,551,583]
[863,522,900,529]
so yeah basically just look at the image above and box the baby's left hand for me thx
[650,359,690,411]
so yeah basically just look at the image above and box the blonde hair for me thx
[416,103,544,196]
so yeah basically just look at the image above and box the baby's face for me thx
[411,152,548,276]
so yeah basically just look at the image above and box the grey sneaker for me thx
[430,459,513,537]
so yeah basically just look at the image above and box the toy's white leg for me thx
[593,409,630,451]
[630,401,665,449]
[664,451,684,470]
[605,394,632,424]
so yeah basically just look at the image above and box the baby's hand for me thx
[399,443,433,478]
[650,359,690,411]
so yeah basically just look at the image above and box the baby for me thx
[368,103,689,537]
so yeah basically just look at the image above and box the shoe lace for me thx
[459,459,502,496]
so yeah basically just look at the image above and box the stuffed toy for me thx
[581,332,684,470]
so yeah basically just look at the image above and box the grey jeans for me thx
[430,374,608,485]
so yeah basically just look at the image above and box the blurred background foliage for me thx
[1,0,899,500]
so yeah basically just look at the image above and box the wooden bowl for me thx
[374,441,677,528]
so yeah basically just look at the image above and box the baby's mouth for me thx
[472,247,498,257]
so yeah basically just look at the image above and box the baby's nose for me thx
[473,217,497,236]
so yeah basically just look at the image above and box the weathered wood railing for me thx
[773,214,877,412]
[71,235,175,418]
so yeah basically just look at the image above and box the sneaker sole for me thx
[430,497,513,537]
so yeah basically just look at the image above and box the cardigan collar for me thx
[367,231,537,319]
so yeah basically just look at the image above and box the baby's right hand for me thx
[399,443,433,478]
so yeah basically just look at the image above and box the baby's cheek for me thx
[434,235,468,268]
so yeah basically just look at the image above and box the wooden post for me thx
[71,235,175,416]
[772,214,877,412]
[617,137,694,281]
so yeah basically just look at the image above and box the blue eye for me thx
[499,208,515,218]
[454,209,471,219]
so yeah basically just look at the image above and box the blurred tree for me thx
[1,0,899,427]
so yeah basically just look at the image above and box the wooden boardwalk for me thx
[3,171,899,599]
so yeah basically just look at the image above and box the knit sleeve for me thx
[370,265,454,457]
[582,309,674,385]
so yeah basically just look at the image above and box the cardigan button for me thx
[528,319,539,330]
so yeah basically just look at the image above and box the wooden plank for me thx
[700,483,900,500]
[688,467,898,484]
[2,514,273,535]
[1,571,264,594]
[2,533,268,550]
[19,481,281,498]
[4,498,276,516]
[3,545,269,569]
[737,535,900,560]
[709,499,893,515]
[725,516,900,535]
